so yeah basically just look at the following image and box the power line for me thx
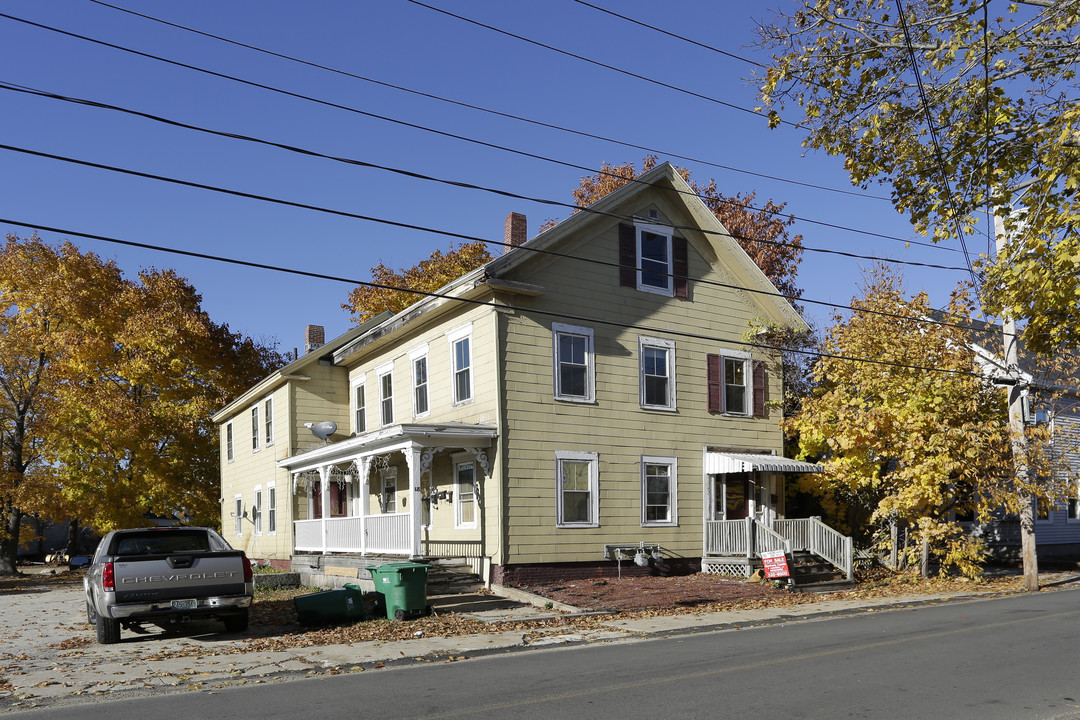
[0,139,981,333]
[570,0,767,68]
[0,81,958,257]
[404,0,801,128]
[894,0,978,284]
[0,216,988,380]
[1,11,910,245]
[87,0,888,202]
[0,143,973,278]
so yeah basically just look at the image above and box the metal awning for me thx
[705,452,822,474]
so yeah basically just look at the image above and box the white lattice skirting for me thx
[700,559,752,577]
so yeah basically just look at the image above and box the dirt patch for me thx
[515,574,788,612]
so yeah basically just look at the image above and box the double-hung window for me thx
[410,345,429,418]
[641,456,677,526]
[353,380,367,433]
[553,323,595,402]
[707,352,764,416]
[380,467,398,513]
[639,336,675,410]
[448,324,473,405]
[267,484,277,534]
[225,422,234,462]
[455,458,477,529]
[377,362,394,426]
[556,451,599,528]
[619,222,688,298]
[250,405,260,452]
[263,397,274,447]
[253,487,263,535]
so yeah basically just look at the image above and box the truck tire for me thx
[94,610,121,644]
[223,609,249,633]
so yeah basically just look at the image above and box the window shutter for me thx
[619,224,636,287]
[673,236,688,298]
[752,360,767,417]
[706,354,722,413]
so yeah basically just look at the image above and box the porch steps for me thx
[787,551,855,593]
[424,559,485,595]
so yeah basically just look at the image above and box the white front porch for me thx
[282,422,497,560]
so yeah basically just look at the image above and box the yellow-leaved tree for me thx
[786,267,1067,577]
[0,235,281,574]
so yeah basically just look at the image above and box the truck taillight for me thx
[242,555,253,582]
[102,562,115,591]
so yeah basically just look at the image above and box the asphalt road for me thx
[9,586,1080,720]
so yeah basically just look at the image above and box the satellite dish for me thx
[310,421,338,441]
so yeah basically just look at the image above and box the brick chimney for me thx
[304,325,325,354]
[503,212,527,254]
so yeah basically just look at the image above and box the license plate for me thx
[171,599,197,610]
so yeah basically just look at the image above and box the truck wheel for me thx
[95,611,121,644]
[223,609,249,633]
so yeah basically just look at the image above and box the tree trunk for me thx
[67,518,79,555]
[0,501,22,575]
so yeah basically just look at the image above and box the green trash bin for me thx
[294,583,368,624]
[366,562,429,620]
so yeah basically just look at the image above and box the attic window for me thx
[619,223,688,298]
[647,209,659,221]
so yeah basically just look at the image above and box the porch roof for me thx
[278,422,497,474]
[705,452,822,474]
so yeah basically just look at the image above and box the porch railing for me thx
[293,514,412,555]
[705,517,791,559]
[705,516,853,581]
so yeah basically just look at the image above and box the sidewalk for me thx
[2,574,1078,713]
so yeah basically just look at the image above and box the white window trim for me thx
[380,467,398,514]
[454,455,478,529]
[262,396,274,447]
[448,324,474,406]
[250,405,260,453]
[639,336,676,411]
[641,455,678,527]
[234,495,243,537]
[552,322,595,403]
[555,450,600,528]
[377,363,394,427]
[267,483,277,535]
[351,376,367,434]
[721,350,752,417]
[253,485,263,536]
[410,344,430,419]
[635,221,674,297]
[225,421,234,463]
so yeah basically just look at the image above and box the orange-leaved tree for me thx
[0,235,281,574]
[343,242,493,324]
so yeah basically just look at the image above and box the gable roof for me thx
[212,311,391,423]
[330,162,809,366]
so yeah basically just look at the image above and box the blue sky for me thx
[0,0,975,352]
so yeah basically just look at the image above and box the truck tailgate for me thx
[113,552,248,603]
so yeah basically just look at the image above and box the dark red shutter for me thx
[673,236,688,298]
[752,360,767,417]
[619,224,636,287]
[707,354,722,413]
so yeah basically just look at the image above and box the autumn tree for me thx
[0,235,280,574]
[756,0,1080,353]
[543,155,806,303]
[343,242,493,323]
[786,267,1067,576]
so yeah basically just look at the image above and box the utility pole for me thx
[994,213,1038,592]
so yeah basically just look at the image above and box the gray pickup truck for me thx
[84,526,254,644]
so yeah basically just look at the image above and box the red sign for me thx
[760,550,790,579]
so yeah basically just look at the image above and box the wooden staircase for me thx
[424,558,485,595]
[786,550,856,593]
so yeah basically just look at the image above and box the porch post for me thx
[745,515,754,562]
[318,466,331,554]
[405,444,423,560]
[358,456,372,556]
